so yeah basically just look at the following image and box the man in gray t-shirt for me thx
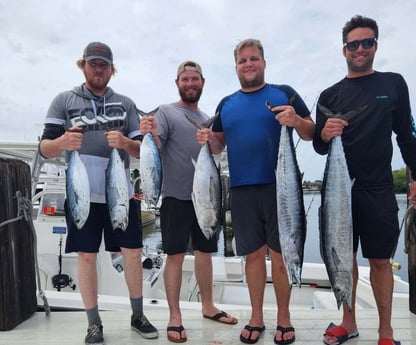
[39,42,158,345]
[140,61,237,343]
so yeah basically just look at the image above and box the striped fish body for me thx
[139,133,162,208]
[192,143,221,240]
[276,125,306,286]
[320,135,353,310]
[106,148,130,231]
[66,151,90,230]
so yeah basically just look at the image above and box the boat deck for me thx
[1,307,415,344]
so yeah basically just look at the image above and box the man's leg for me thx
[78,252,99,310]
[269,249,295,343]
[369,258,394,341]
[240,245,266,342]
[194,250,237,323]
[323,254,359,344]
[164,253,187,341]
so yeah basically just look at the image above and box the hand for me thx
[104,130,126,149]
[272,105,299,127]
[140,116,157,137]
[62,127,83,151]
[321,118,348,143]
[196,128,211,146]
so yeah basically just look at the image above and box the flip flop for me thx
[323,322,359,345]
[240,324,266,344]
[274,325,295,345]
[203,310,238,325]
[378,339,401,345]
[167,325,187,343]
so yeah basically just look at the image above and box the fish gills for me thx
[320,136,353,310]
[276,125,306,287]
[139,133,162,208]
[106,148,130,231]
[66,151,90,229]
[192,143,221,240]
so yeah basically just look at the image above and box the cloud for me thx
[0,0,415,180]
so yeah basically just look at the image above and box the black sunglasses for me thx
[344,38,377,51]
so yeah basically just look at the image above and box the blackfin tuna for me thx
[66,151,90,229]
[106,148,129,231]
[138,108,162,209]
[185,113,221,240]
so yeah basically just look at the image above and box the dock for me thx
[1,307,415,344]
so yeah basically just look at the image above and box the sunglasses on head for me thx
[344,38,377,51]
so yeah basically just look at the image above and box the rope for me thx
[0,190,50,316]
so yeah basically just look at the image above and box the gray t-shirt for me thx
[42,84,140,203]
[156,102,209,200]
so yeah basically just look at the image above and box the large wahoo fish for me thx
[138,108,162,209]
[106,148,130,231]
[266,100,306,287]
[185,113,221,240]
[66,150,90,229]
[318,103,367,310]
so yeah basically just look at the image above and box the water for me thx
[142,193,411,282]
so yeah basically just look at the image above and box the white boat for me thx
[0,141,411,313]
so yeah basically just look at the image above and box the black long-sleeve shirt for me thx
[313,71,416,189]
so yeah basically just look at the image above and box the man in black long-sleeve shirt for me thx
[313,15,416,345]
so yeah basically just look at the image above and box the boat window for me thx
[40,192,66,216]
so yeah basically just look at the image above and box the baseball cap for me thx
[83,42,113,64]
[177,61,203,78]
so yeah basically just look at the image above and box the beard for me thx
[87,75,111,90]
[347,53,375,74]
[179,87,203,104]
[238,71,265,90]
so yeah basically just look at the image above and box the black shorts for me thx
[231,184,281,256]
[352,186,400,259]
[160,197,218,255]
[65,198,142,253]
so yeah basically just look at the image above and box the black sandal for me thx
[240,324,266,344]
[274,325,295,345]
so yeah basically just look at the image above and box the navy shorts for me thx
[231,184,281,256]
[160,197,218,255]
[65,198,142,253]
[352,186,400,259]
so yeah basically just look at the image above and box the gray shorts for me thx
[352,186,400,259]
[231,184,281,256]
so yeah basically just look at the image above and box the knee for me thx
[78,252,97,266]
[121,248,142,262]
[369,258,391,271]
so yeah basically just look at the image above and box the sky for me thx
[1,0,415,181]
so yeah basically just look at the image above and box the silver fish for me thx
[106,148,129,231]
[66,151,90,229]
[185,113,221,240]
[404,205,416,254]
[318,103,367,310]
[276,124,307,287]
[138,108,162,209]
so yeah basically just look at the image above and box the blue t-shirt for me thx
[213,84,310,188]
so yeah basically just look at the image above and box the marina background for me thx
[142,193,411,282]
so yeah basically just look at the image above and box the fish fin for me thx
[266,94,296,113]
[184,113,202,129]
[331,247,342,268]
[317,103,335,117]
[317,103,368,122]
[185,112,219,129]
[137,107,159,117]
